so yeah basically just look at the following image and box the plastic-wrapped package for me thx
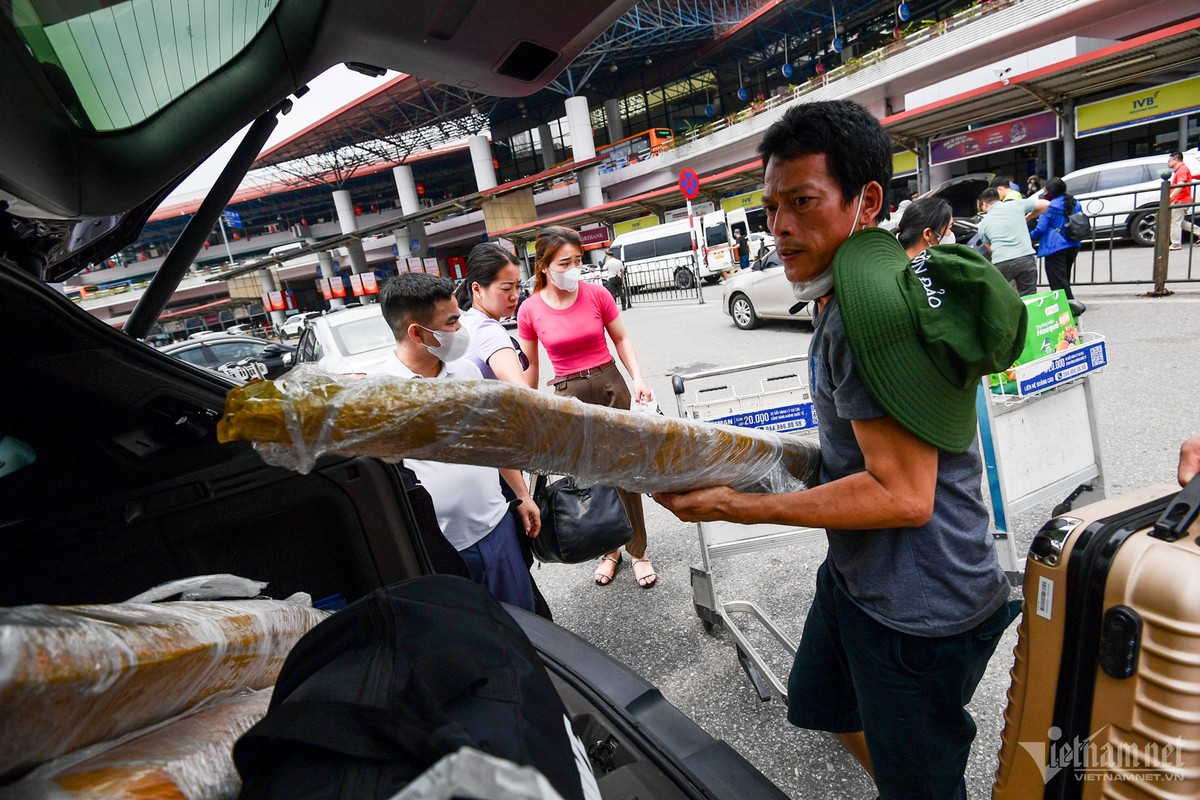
[217,367,821,493]
[0,600,328,781]
[0,688,271,800]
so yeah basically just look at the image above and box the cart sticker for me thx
[707,402,817,434]
[1036,576,1054,620]
[1017,339,1107,396]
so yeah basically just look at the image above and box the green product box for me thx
[991,290,1081,393]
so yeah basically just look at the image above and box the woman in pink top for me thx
[517,226,656,589]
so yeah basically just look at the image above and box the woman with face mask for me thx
[455,242,529,383]
[516,226,657,590]
[894,196,954,259]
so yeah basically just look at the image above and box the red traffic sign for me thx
[678,168,701,200]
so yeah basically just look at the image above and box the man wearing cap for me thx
[655,100,1026,800]
[600,246,629,310]
[977,187,1049,296]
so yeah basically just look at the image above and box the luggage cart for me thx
[977,332,1110,580]
[671,355,822,702]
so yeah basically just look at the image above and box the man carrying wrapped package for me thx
[654,100,1028,800]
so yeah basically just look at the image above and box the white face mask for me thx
[548,267,582,292]
[418,325,472,363]
[933,228,956,246]
[789,187,866,302]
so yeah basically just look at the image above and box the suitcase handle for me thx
[1151,479,1200,542]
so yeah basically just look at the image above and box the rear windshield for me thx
[332,316,395,357]
[12,0,281,131]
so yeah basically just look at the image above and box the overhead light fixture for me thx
[469,104,479,116]
[1084,52,1157,77]
[609,62,618,73]
[644,56,653,66]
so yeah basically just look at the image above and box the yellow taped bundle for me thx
[0,688,270,799]
[217,368,821,493]
[0,600,327,780]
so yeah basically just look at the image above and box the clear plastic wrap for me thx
[0,688,271,800]
[217,367,821,493]
[0,599,328,781]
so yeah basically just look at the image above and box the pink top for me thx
[517,281,618,376]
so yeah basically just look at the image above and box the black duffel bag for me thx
[233,575,592,800]
[530,475,634,564]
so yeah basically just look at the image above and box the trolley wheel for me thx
[674,268,696,290]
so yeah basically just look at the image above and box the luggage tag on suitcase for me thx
[1148,478,1200,542]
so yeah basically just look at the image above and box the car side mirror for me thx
[261,344,283,355]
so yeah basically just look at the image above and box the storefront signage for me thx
[578,227,610,247]
[613,214,659,237]
[1076,75,1200,138]
[929,110,1059,166]
[349,274,364,296]
[422,257,440,275]
[893,150,918,178]
[720,190,764,214]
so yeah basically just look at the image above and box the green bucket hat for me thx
[833,227,1028,453]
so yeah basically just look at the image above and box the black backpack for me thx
[1062,210,1090,242]
[233,576,591,800]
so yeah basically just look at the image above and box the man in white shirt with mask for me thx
[375,273,540,611]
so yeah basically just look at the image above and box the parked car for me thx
[279,311,321,339]
[721,247,815,330]
[292,304,398,376]
[882,173,995,242]
[161,335,295,379]
[1049,149,1200,246]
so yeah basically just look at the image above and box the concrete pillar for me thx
[1180,115,1190,150]
[604,98,623,144]
[565,96,597,161]
[1045,140,1055,181]
[332,188,372,303]
[258,268,287,327]
[307,240,344,309]
[916,139,932,194]
[392,164,421,216]
[468,135,498,191]
[537,124,558,171]
[1062,100,1076,175]
[928,160,952,190]
[565,95,604,210]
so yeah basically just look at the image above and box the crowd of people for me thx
[357,101,1195,800]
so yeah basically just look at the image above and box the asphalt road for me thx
[524,247,1200,800]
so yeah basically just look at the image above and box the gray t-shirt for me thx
[808,297,1009,637]
[978,198,1039,263]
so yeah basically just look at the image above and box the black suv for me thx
[0,2,784,798]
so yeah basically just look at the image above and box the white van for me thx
[609,219,706,291]
[701,208,747,276]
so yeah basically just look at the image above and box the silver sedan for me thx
[720,248,815,330]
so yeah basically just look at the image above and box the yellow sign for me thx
[1076,75,1200,138]
[613,214,660,237]
[893,150,918,177]
[720,190,764,214]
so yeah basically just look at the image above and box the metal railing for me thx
[1049,177,1199,292]
[623,253,707,305]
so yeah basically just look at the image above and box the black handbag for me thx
[530,475,633,564]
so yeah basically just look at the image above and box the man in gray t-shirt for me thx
[654,101,1027,799]
[977,187,1049,296]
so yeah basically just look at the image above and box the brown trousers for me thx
[551,360,648,557]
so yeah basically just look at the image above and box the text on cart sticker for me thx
[1036,576,1054,620]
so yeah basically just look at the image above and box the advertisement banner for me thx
[446,255,466,280]
[349,274,364,296]
[613,214,659,237]
[268,291,285,311]
[261,292,271,308]
[330,277,347,298]
[666,201,714,222]
[893,150,918,178]
[407,257,425,273]
[720,190,764,214]
[423,257,439,275]
[929,110,1059,166]
[578,227,610,247]
[318,277,333,300]
[1076,75,1200,138]
[361,272,379,294]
